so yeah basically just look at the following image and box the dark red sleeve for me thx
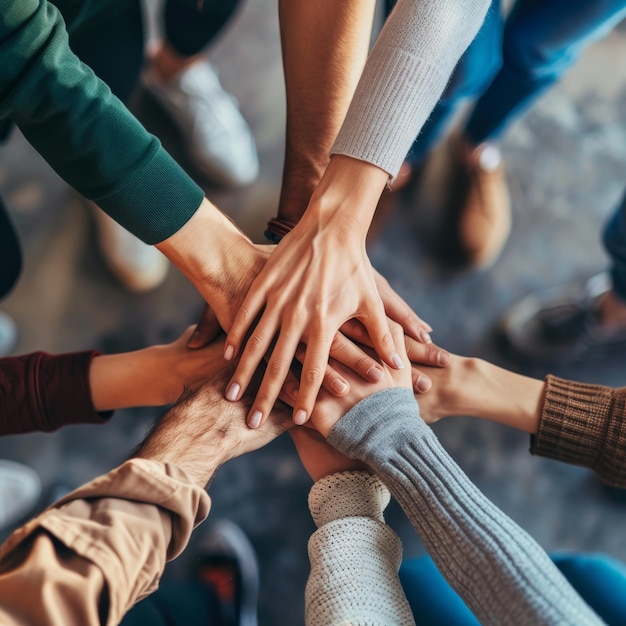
[0,351,113,435]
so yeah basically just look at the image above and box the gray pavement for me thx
[1,2,626,624]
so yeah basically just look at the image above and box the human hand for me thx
[135,357,292,487]
[290,428,367,482]
[414,355,544,433]
[283,321,411,438]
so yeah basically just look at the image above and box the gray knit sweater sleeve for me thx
[331,0,490,177]
[328,388,603,626]
[306,472,415,625]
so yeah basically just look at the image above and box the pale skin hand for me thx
[89,326,232,412]
[225,155,408,430]
[413,355,545,434]
[284,321,412,439]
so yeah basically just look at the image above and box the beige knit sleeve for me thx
[331,0,490,177]
[305,471,415,626]
[531,375,626,487]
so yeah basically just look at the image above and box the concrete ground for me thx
[1,2,625,624]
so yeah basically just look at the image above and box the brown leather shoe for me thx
[452,138,511,269]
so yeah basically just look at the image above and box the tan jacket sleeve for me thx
[0,458,211,626]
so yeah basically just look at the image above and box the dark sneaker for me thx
[498,273,626,364]
[192,520,259,626]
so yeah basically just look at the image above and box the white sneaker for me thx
[0,460,41,530]
[0,311,17,357]
[91,205,169,293]
[142,61,259,188]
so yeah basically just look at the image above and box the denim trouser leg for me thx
[465,0,626,144]
[603,188,626,303]
[165,0,243,58]
[406,0,503,165]
[399,553,626,625]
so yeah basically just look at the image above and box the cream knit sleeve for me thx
[332,0,491,178]
[305,471,415,626]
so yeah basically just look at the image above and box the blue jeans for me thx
[399,0,626,164]
[603,189,626,302]
[399,553,626,625]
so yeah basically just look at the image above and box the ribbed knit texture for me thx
[0,0,204,244]
[306,472,415,626]
[331,0,490,177]
[329,388,603,626]
[531,375,626,488]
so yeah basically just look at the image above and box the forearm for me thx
[306,471,415,626]
[0,351,109,434]
[277,0,376,221]
[329,389,602,626]
[1,0,203,244]
[0,459,211,626]
[156,198,263,329]
[332,0,490,177]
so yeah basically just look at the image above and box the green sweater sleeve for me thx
[0,0,204,244]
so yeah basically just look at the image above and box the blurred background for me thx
[1,1,625,623]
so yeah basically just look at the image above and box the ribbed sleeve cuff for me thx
[94,146,204,245]
[37,351,112,431]
[308,471,390,527]
[331,46,444,178]
[531,375,626,487]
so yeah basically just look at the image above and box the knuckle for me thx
[303,365,324,386]
[246,333,266,355]
[267,358,289,379]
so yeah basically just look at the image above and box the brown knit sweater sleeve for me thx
[531,374,626,487]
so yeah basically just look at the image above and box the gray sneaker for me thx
[498,273,626,364]
[0,311,18,357]
[142,62,259,188]
[0,460,41,530]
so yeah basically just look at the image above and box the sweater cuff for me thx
[308,471,390,527]
[37,351,112,431]
[94,147,205,245]
[531,375,626,486]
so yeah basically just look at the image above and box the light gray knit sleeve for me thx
[331,0,490,177]
[306,471,415,626]
[328,388,604,626]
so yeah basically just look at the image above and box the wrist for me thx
[305,155,389,237]
[156,198,258,310]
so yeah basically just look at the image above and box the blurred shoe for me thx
[451,137,511,269]
[91,205,169,293]
[0,460,41,530]
[192,520,259,626]
[0,311,18,356]
[142,62,259,188]
[498,273,626,364]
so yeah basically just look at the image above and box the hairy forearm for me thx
[277,0,376,220]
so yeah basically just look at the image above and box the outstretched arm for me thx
[414,353,626,487]
[302,329,602,626]
[0,359,290,626]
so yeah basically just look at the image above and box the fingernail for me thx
[420,329,432,344]
[294,409,307,425]
[424,322,433,333]
[224,344,235,361]
[437,351,450,366]
[188,330,201,347]
[225,383,240,402]
[331,379,348,395]
[248,410,262,429]
[391,353,405,369]
[417,376,431,392]
[366,366,384,382]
